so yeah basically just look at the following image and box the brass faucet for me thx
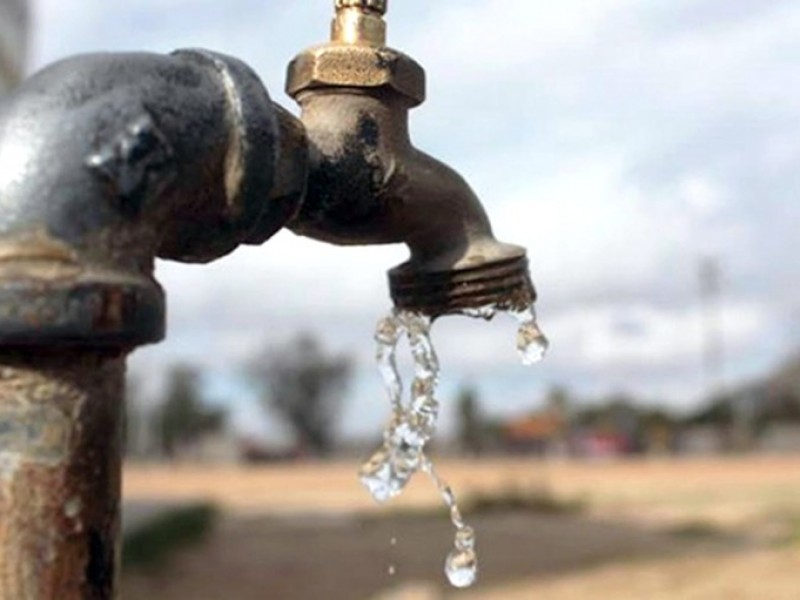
[287,0,537,317]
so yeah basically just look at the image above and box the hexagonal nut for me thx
[286,44,426,106]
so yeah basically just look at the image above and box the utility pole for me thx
[0,0,28,93]
[700,257,751,450]
[699,257,724,402]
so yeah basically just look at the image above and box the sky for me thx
[23,0,800,440]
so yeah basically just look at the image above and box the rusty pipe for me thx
[286,0,536,317]
[0,49,305,347]
[0,351,124,599]
[0,49,306,598]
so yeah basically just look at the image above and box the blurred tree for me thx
[158,366,227,459]
[544,386,573,453]
[686,394,734,427]
[125,376,142,458]
[456,385,484,456]
[545,386,571,417]
[761,353,800,423]
[250,334,352,457]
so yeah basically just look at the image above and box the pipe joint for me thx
[0,49,307,348]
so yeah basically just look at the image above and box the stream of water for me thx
[359,304,549,588]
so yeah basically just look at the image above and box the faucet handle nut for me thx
[287,45,425,106]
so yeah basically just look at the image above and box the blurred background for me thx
[3,0,800,598]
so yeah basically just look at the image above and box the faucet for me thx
[287,0,537,317]
[0,1,538,597]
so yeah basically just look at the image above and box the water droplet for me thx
[390,537,397,546]
[455,526,476,551]
[364,309,497,588]
[359,447,404,503]
[445,548,478,588]
[388,564,396,577]
[462,305,498,320]
[375,315,402,345]
[516,320,550,365]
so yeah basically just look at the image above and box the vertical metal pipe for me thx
[0,47,298,599]
[0,350,126,599]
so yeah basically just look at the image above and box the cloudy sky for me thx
[25,0,800,438]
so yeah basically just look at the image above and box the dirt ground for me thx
[121,456,800,599]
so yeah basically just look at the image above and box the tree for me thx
[250,334,352,457]
[125,376,144,458]
[456,385,485,456]
[158,365,227,458]
[545,386,572,423]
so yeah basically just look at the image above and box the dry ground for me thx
[122,456,800,599]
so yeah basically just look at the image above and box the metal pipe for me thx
[0,48,305,346]
[0,351,124,599]
[0,48,305,599]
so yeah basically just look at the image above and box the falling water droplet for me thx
[516,321,549,365]
[455,526,476,551]
[461,305,498,321]
[512,307,550,365]
[445,547,478,588]
[363,303,546,588]
[359,447,402,503]
[388,564,396,577]
[362,310,478,587]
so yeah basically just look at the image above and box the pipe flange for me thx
[0,275,164,349]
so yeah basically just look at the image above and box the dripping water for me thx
[360,303,548,588]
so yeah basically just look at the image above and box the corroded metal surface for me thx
[286,45,425,105]
[286,1,536,316]
[390,256,536,317]
[0,48,305,348]
[286,0,424,105]
[0,40,310,600]
[0,351,124,599]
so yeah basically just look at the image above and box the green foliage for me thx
[456,385,484,456]
[122,503,219,570]
[158,366,227,458]
[545,386,572,418]
[250,334,352,457]
[686,395,734,427]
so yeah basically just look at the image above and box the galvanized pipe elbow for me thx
[0,49,305,348]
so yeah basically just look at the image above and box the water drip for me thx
[360,302,547,588]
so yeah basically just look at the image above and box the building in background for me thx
[0,0,28,93]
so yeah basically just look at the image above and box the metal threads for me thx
[335,0,387,15]
[389,257,537,318]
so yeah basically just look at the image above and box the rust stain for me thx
[0,227,82,282]
[0,404,70,466]
[0,353,124,599]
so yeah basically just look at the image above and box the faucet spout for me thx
[286,0,536,317]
